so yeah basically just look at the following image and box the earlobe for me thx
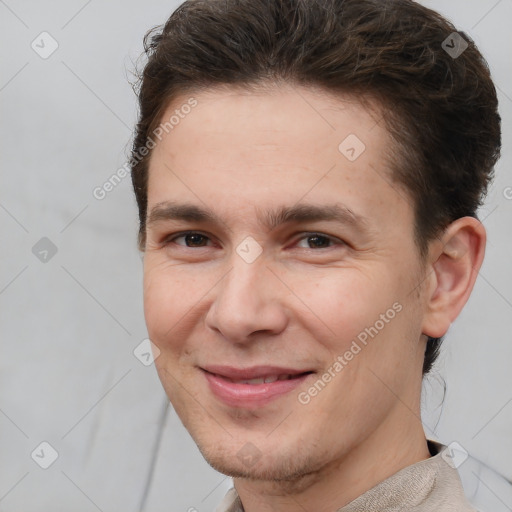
[421,217,486,339]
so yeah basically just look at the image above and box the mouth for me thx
[210,373,306,384]
[201,365,314,408]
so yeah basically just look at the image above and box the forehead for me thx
[158,84,382,154]
[146,84,414,234]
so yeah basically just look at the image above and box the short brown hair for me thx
[130,0,501,375]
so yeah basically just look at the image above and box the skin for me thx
[141,83,486,512]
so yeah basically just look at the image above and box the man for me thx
[130,0,501,510]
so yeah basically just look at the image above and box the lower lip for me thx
[203,371,311,408]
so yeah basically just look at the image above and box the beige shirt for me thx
[215,440,478,512]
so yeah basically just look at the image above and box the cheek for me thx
[142,260,196,345]
[293,269,396,346]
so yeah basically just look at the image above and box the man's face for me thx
[143,84,428,480]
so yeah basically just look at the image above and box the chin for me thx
[194,435,325,484]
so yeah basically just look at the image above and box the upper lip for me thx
[201,365,313,380]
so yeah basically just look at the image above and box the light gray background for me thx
[0,1,511,511]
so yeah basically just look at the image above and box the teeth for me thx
[240,378,266,385]
[230,374,292,384]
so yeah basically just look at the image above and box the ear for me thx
[421,217,486,339]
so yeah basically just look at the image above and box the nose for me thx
[204,252,288,345]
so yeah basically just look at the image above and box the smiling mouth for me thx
[209,373,312,385]
[201,366,315,407]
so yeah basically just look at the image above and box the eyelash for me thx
[161,231,345,250]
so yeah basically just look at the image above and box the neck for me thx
[234,409,431,512]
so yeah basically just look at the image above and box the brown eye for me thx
[166,231,212,247]
[295,233,343,249]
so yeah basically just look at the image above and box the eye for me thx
[161,231,344,250]
[295,233,344,249]
[165,231,213,248]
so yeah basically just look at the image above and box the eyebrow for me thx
[146,201,370,234]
